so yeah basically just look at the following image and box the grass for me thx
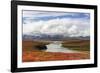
[62,40,90,51]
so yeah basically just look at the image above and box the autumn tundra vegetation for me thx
[22,39,90,62]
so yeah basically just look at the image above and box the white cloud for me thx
[23,18,90,37]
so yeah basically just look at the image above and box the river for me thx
[46,41,78,53]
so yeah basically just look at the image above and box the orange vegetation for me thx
[22,50,90,62]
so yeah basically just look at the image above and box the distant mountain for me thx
[23,34,90,41]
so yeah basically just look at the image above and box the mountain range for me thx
[23,33,90,41]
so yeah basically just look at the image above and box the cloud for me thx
[23,18,90,37]
[23,11,90,24]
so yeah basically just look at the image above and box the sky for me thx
[22,10,90,37]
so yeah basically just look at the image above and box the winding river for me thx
[46,41,78,53]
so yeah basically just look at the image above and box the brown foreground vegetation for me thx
[22,40,90,62]
[22,49,90,62]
